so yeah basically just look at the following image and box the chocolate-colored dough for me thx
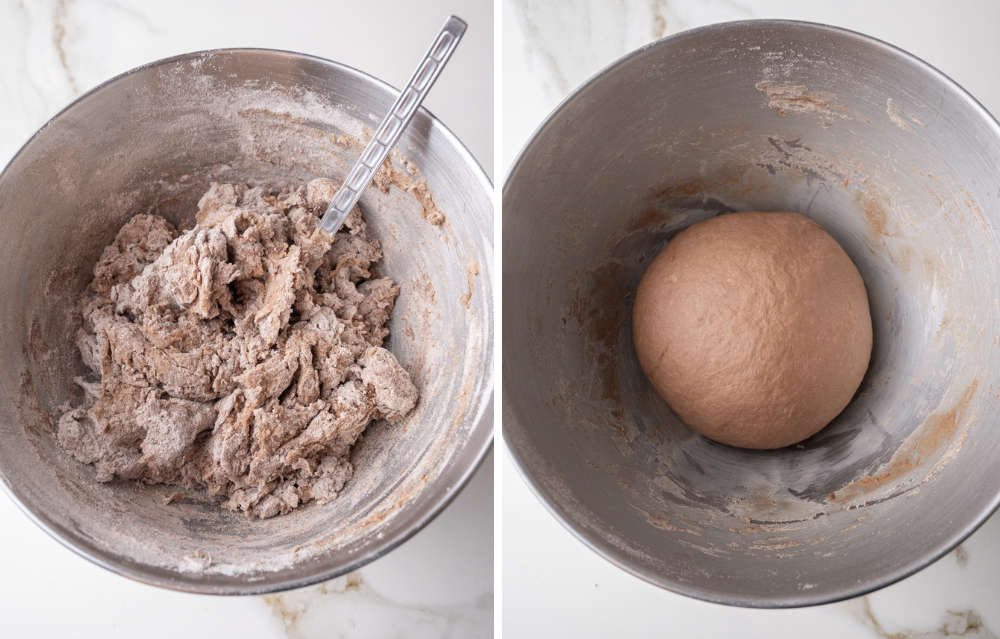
[57,180,418,518]
[632,212,872,449]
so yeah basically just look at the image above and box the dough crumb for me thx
[57,180,419,519]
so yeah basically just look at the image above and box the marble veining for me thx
[259,573,492,639]
[52,0,78,93]
[853,597,996,639]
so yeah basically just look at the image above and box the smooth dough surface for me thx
[632,211,872,449]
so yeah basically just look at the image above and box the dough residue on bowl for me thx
[57,178,418,519]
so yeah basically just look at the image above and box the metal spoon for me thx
[319,15,467,234]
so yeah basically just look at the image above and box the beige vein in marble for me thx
[258,571,492,639]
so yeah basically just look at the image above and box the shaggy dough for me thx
[57,180,418,518]
[632,212,872,449]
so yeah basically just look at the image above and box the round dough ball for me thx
[632,212,872,449]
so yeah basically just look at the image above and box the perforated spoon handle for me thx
[319,15,467,234]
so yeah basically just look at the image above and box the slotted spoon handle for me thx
[319,15,467,234]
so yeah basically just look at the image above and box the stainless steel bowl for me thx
[0,49,493,594]
[503,20,1000,607]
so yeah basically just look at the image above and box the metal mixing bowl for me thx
[503,20,1000,607]
[0,49,493,594]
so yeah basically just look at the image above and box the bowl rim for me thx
[0,47,494,596]
[502,18,1000,608]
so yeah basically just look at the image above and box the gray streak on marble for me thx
[955,545,969,568]
[510,1,572,96]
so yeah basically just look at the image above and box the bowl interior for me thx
[0,50,492,593]
[504,21,1000,606]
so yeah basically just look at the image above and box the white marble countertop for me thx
[502,0,1000,637]
[0,0,492,637]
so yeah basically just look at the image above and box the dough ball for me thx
[632,212,872,449]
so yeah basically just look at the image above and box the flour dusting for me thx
[57,179,418,519]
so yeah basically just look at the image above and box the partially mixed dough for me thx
[57,180,418,518]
